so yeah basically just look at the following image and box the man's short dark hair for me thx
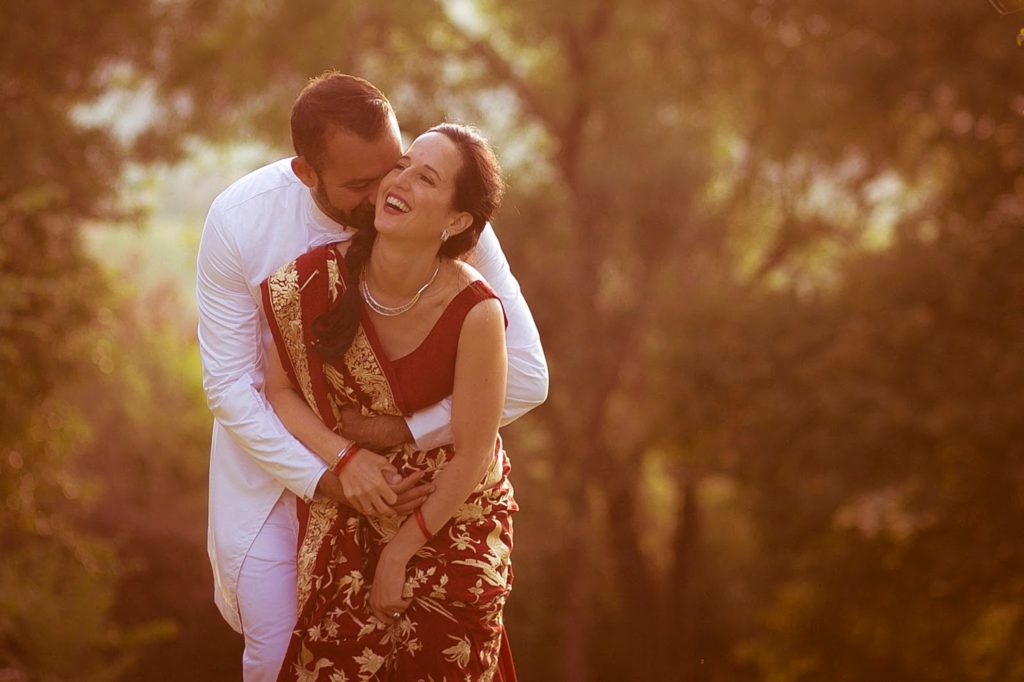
[290,71,395,171]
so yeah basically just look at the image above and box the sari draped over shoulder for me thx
[260,243,518,682]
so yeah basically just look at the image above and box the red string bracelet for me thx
[332,444,361,475]
[414,508,432,541]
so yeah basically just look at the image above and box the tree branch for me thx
[432,1,563,136]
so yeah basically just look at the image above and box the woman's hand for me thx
[369,546,413,626]
[388,470,435,515]
[338,448,399,516]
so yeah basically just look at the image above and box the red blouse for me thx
[345,264,505,417]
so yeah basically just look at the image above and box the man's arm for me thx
[196,203,327,500]
[405,224,548,450]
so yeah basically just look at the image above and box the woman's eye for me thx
[420,174,435,186]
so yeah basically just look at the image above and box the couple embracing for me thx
[197,72,548,681]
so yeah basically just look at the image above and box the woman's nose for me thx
[394,167,413,188]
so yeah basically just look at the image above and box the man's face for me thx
[309,117,403,231]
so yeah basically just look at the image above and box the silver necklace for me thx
[360,262,441,317]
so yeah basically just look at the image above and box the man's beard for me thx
[314,183,376,232]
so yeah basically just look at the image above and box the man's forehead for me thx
[322,126,401,182]
[334,167,385,185]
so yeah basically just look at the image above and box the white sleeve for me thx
[405,224,549,450]
[196,204,326,500]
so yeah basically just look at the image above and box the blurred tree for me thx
[656,3,1024,681]
[70,269,241,681]
[138,0,1024,679]
[6,0,1021,679]
[0,1,179,679]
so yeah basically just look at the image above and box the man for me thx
[196,71,548,681]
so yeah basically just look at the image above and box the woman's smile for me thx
[382,192,411,214]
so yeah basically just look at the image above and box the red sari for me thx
[261,243,518,682]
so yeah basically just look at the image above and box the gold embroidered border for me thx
[345,329,399,416]
[327,254,341,303]
[295,499,339,610]
[266,262,321,420]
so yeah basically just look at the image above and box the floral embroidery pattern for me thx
[263,244,517,681]
[265,260,322,420]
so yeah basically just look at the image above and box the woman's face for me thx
[374,132,468,243]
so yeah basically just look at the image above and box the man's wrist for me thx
[369,414,412,448]
[315,469,347,504]
[394,417,414,446]
[339,409,414,450]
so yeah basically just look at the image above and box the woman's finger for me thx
[368,493,394,517]
[379,485,398,506]
[393,480,434,506]
[380,601,411,622]
[346,496,366,515]
[370,605,389,625]
[359,492,383,517]
[389,470,426,494]
[358,469,399,505]
[370,603,403,626]
[392,495,429,515]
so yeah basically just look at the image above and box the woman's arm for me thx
[403,225,547,451]
[264,340,401,516]
[370,297,508,621]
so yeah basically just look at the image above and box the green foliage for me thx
[0,541,174,682]
[6,0,1024,679]
[139,0,1024,679]
[71,249,240,680]
[0,2,191,678]
[721,222,1024,681]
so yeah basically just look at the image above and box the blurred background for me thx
[3,1,1024,680]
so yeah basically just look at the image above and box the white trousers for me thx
[237,492,299,682]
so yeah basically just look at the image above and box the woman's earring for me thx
[440,229,450,242]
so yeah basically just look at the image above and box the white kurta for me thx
[197,158,548,632]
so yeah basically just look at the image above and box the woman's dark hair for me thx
[312,123,505,360]
[290,71,395,172]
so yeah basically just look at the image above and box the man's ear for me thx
[447,211,474,237]
[291,156,318,189]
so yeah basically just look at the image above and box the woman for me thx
[261,123,517,681]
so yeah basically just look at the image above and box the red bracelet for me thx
[332,444,361,475]
[414,508,432,541]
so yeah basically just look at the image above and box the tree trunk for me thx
[665,471,702,681]
[559,499,596,682]
[605,471,663,679]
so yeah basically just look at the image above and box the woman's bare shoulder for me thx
[451,258,486,286]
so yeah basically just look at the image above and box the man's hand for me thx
[316,468,434,515]
[339,407,414,451]
[315,470,349,506]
